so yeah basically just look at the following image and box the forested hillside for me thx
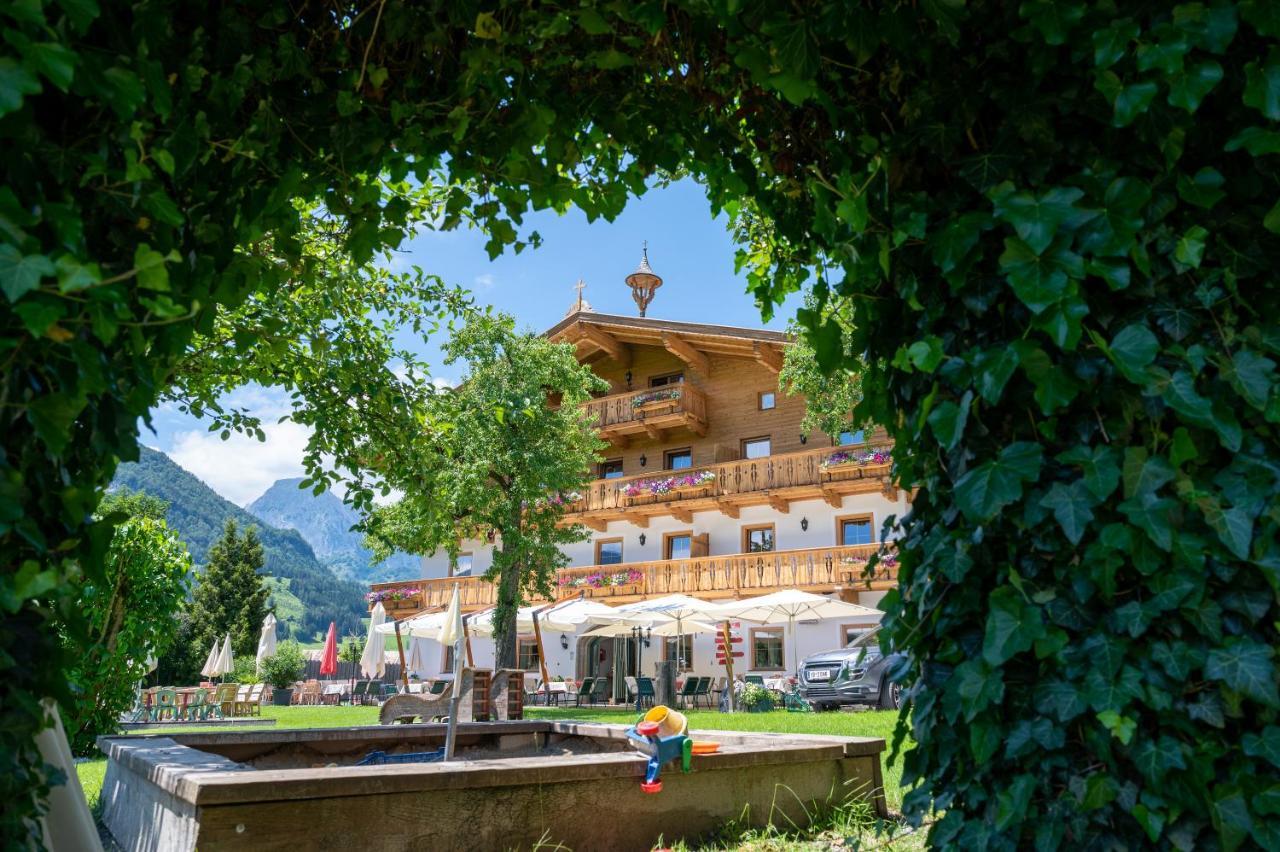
[113,447,366,638]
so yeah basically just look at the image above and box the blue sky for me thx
[144,178,802,505]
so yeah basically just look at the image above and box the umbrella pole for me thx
[463,619,474,667]
[721,620,736,712]
[394,620,408,692]
[532,611,551,703]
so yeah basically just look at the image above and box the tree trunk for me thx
[494,556,520,669]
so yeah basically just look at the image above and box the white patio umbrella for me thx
[374,609,449,639]
[200,639,221,678]
[214,633,234,679]
[360,602,387,679]
[713,590,882,674]
[605,593,721,640]
[406,637,426,676]
[439,585,464,760]
[466,604,586,637]
[583,618,720,638]
[255,614,277,674]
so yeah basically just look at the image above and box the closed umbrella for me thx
[439,586,463,760]
[200,639,221,678]
[319,622,338,677]
[361,603,387,679]
[214,633,234,680]
[407,637,426,677]
[713,590,882,674]
[255,614,277,674]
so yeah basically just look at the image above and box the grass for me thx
[81,704,921,850]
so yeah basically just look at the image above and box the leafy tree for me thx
[777,299,869,441]
[187,521,271,673]
[59,492,189,755]
[4,2,1279,847]
[365,312,607,668]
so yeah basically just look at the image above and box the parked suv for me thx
[797,628,904,711]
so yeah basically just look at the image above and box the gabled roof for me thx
[545,311,789,371]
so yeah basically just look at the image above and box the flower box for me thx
[630,389,683,410]
[820,449,892,480]
[621,470,716,502]
[586,582,643,598]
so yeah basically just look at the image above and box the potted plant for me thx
[740,682,777,713]
[261,640,305,706]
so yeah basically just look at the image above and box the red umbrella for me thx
[320,622,338,677]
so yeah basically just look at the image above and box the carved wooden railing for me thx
[368,543,897,612]
[567,443,893,514]
[581,384,707,432]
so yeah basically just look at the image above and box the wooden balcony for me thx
[562,443,894,530]
[582,385,708,445]
[368,543,898,615]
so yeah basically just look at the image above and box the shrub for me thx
[260,642,305,690]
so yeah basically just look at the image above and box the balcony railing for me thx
[368,543,897,614]
[582,384,708,438]
[566,443,892,514]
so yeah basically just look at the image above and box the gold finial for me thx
[565,278,593,316]
[625,242,662,317]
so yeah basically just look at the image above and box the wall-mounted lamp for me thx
[799,433,808,445]
[560,634,569,650]
[624,369,633,388]
[800,517,809,532]
[639,453,647,467]
[639,533,647,546]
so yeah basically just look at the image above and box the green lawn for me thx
[81,704,919,849]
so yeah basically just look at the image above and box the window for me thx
[599,458,624,479]
[838,430,866,446]
[454,553,473,577]
[442,644,456,674]
[742,524,775,553]
[595,538,624,565]
[665,447,693,470]
[758,391,776,410]
[840,625,874,647]
[649,372,684,387]
[665,532,692,560]
[750,628,785,670]
[663,635,693,671]
[741,436,771,459]
[838,515,875,546]
[517,637,541,671]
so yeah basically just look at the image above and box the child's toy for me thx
[626,704,692,794]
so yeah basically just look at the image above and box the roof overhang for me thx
[546,311,789,371]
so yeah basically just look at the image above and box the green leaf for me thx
[133,243,173,291]
[907,336,945,372]
[991,184,1089,254]
[1108,323,1159,379]
[14,300,62,336]
[1225,126,1280,156]
[576,9,611,35]
[1167,61,1223,112]
[975,348,1019,404]
[1081,774,1118,810]
[587,50,633,70]
[1096,72,1158,126]
[1242,726,1280,768]
[1210,786,1253,851]
[929,213,987,275]
[1039,479,1095,544]
[1092,19,1138,68]
[0,244,55,302]
[1057,445,1121,500]
[1014,341,1080,413]
[1243,49,1280,120]
[1175,225,1209,267]
[1227,348,1276,409]
[970,722,1001,763]
[1086,257,1130,290]
[1096,709,1136,745]
[999,238,1069,313]
[1036,679,1087,721]
[955,442,1043,522]
[927,390,971,450]
[1205,639,1278,706]
[776,20,820,80]
[474,11,502,39]
[1201,500,1255,559]
[1019,0,1084,45]
[55,255,99,292]
[1176,167,1226,209]
[1265,198,1280,234]
[28,391,85,454]
[143,190,185,227]
[952,660,1005,721]
[152,149,176,176]
[1162,370,1214,423]
[0,57,42,118]
[24,41,78,91]
[995,774,1037,830]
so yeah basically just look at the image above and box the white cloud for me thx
[473,273,496,291]
[430,376,456,391]
[168,419,313,506]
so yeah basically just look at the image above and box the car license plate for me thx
[808,669,831,681]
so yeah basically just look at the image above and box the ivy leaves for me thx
[954,442,1043,521]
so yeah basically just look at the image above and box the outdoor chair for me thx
[154,688,179,722]
[216,683,240,716]
[694,676,715,708]
[233,684,250,715]
[589,676,610,705]
[299,680,321,705]
[637,677,656,708]
[247,683,264,715]
[624,676,638,704]
[572,677,594,706]
[427,680,449,696]
[745,675,765,687]
[675,675,696,706]
[183,688,210,721]
[351,680,370,705]
[379,682,399,701]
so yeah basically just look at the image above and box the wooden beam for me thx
[821,486,842,508]
[643,424,664,441]
[716,501,740,519]
[607,433,630,449]
[688,418,707,437]
[753,341,783,374]
[767,494,791,514]
[578,323,631,367]
[630,514,649,529]
[582,517,608,532]
[662,332,711,374]
[672,507,694,523]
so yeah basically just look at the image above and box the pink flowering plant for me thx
[629,388,682,408]
[558,568,644,588]
[820,448,892,469]
[622,469,715,497]
[542,491,582,507]
[365,587,421,603]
